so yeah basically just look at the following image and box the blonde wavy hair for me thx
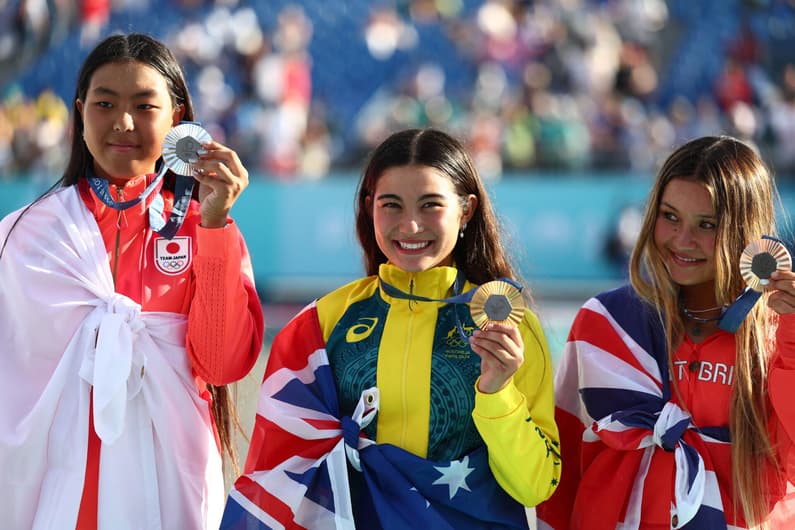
[628,136,784,528]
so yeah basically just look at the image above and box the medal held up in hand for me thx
[719,236,793,332]
[469,280,526,329]
[162,122,211,176]
[740,237,792,291]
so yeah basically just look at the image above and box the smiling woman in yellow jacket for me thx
[316,262,559,507]
[224,128,560,530]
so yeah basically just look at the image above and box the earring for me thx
[459,222,467,239]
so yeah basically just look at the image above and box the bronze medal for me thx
[739,238,791,292]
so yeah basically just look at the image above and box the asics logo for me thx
[346,318,379,343]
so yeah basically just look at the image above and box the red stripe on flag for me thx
[245,415,341,472]
[571,307,662,390]
[235,475,308,530]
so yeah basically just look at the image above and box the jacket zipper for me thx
[112,185,124,287]
[400,273,416,445]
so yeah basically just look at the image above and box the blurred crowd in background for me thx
[3,0,795,182]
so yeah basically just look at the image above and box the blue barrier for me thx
[2,176,792,301]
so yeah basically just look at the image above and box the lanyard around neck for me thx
[378,270,523,341]
[86,164,195,240]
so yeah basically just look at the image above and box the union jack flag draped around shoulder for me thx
[543,285,731,530]
[222,302,530,530]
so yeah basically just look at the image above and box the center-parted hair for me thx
[63,32,194,188]
[355,128,517,286]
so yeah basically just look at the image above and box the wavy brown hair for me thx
[355,128,518,286]
[629,136,782,528]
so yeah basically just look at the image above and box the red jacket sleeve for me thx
[187,221,264,385]
[769,312,795,482]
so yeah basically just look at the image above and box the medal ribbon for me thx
[378,271,522,340]
[86,164,195,240]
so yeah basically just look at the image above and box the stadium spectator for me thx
[4,0,795,179]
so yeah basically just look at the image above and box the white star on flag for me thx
[432,455,474,499]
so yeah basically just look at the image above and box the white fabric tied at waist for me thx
[0,186,223,530]
[78,294,147,444]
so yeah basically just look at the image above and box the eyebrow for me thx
[375,193,448,202]
[90,86,160,99]
[660,200,716,218]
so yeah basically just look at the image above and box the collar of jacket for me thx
[377,263,460,305]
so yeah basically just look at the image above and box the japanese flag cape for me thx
[0,187,223,529]
[222,301,530,530]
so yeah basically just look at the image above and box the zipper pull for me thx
[112,184,124,287]
[115,185,125,229]
[408,275,415,311]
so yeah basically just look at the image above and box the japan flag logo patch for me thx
[154,236,192,275]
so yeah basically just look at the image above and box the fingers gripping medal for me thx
[740,238,792,291]
[469,280,526,329]
[720,236,792,332]
[162,122,211,176]
[150,122,210,239]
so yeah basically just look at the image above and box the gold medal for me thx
[162,122,211,176]
[469,280,525,329]
[740,238,791,292]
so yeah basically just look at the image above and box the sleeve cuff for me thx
[474,378,525,419]
[196,221,238,259]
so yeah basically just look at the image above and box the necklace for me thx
[681,305,726,323]
[681,304,726,337]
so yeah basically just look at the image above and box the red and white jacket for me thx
[0,174,264,530]
[537,285,795,530]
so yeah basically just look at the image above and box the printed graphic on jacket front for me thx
[428,304,483,461]
[326,294,386,442]
[154,236,192,275]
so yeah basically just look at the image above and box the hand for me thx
[191,140,249,228]
[769,270,795,315]
[469,323,524,394]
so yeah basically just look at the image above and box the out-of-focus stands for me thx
[4,0,795,182]
[3,175,793,306]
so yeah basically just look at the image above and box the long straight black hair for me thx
[1,33,242,472]
[2,33,194,256]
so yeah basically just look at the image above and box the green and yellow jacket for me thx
[316,263,561,506]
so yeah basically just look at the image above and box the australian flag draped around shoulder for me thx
[222,302,530,530]
[560,286,731,529]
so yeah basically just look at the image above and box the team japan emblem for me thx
[154,236,192,275]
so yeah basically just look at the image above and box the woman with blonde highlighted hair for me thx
[539,136,795,529]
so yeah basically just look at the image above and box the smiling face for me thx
[653,178,718,294]
[76,60,183,182]
[371,164,476,273]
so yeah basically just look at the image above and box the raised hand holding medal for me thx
[720,236,795,331]
[749,238,795,316]
[378,273,527,393]
[468,279,527,394]
[164,122,249,229]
